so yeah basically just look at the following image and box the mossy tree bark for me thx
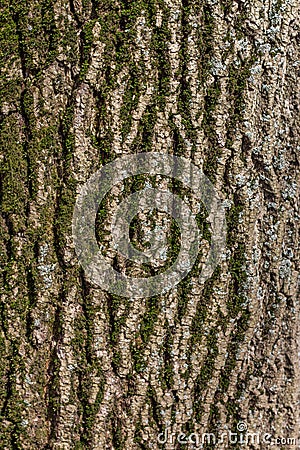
[0,0,299,448]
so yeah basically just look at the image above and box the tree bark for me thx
[0,0,299,448]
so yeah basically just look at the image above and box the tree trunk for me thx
[0,0,299,448]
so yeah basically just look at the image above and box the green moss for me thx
[40,0,60,67]
[52,101,78,260]
[131,347,146,373]
[196,204,212,244]
[226,55,256,160]
[61,21,79,68]
[0,342,27,448]
[220,0,234,14]
[158,325,174,391]
[0,2,19,83]
[107,294,130,345]
[176,2,197,152]
[151,16,171,110]
[120,64,142,141]
[79,19,97,81]
[176,276,193,322]
[195,4,215,82]
[190,266,221,347]
[202,80,222,182]
[78,367,105,446]
[194,328,218,421]
[53,179,77,261]
[130,102,157,152]
[71,286,107,445]
[130,295,160,374]
[168,118,188,157]
[140,296,160,344]
[217,310,250,420]
[0,116,28,215]
[226,202,243,247]
[9,0,60,77]
[96,0,142,81]
[226,199,248,316]
[112,413,125,450]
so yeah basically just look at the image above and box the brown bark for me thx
[0,0,299,448]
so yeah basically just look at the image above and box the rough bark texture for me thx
[0,0,299,449]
